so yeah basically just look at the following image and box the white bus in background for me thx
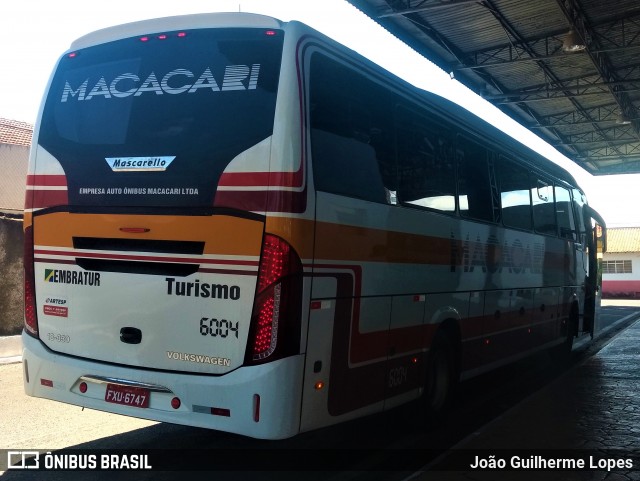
[23,12,605,440]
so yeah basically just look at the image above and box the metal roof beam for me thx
[382,0,577,155]
[483,61,640,103]
[577,143,640,159]
[556,0,640,142]
[468,0,624,159]
[554,137,640,148]
[531,104,621,128]
[584,159,640,175]
[378,0,480,17]
[488,85,640,103]
[454,44,640,71]
[514,64,640,94]
[451,11,640,71]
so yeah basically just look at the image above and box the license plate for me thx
[104,383,150,408]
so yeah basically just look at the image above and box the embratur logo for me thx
[44,269,101,286]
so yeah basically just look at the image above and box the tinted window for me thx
[457,137,497,222]
[555,185,576,240]
[396,108,455,212]
[572,189,588,246]
[310,54,395,204]
[532,178,557,235]
[40,28,283,207]
[498,159,532,231]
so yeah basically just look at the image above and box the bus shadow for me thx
[7,316,634,481]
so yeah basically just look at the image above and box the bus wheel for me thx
[553,307,578,360]
[551,305,578,363]
[423,330,457,419]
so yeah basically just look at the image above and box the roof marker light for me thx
[139,36,150,42]
[177,32,187,38]
[264,30,277,36]
[158,34,168,40]
[68,52,78,58]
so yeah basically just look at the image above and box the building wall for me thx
[0,143,28,211]
[602,252,640,298]
[0,215,24,335]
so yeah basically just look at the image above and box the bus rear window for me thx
[38,28,283,208]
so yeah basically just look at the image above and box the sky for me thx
[3,0,640,227]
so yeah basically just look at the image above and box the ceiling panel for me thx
[348,0,640,175]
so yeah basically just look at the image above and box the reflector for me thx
[253,394,261,422]
[211,407,231,417]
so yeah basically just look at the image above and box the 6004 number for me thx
[199,317,239,339]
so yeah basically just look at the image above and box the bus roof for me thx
[70,12,284,51]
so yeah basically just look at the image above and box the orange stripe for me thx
[265,217,315,258]
[315,221,451,265]
[33,212,264,256]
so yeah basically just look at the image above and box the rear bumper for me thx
[22,332,304,440]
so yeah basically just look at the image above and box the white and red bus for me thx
[23,12,605,439]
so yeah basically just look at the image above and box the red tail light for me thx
[24,225,39,337]
[246,234,302,364]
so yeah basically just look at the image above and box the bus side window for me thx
[497,158,533,231]
[309,54,395,204]
[572,188,588,247]
[396,108,455,212]
[532,178,557,236]
[555,185,577,240]
[457,136,496,223]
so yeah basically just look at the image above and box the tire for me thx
[423,330,458,418]
[552,306,578,361]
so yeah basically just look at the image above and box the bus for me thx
[23,12,606,440]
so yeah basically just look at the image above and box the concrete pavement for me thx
[409,306,640,480]
[0,334,21,364]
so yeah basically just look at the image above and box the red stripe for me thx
[26,174,68,187]
[213,188,307,213]
[198,268,257,276]
[33,259,258,277]
[218,167,304,188]
[25,190,69,209]
[34,258,76,265]
[602,280,640,296]
[34,249,259,267]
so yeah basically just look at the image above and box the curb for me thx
[0,335,22,364]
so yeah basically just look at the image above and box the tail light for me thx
[246,234,302,364]
[24,225,39,337]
